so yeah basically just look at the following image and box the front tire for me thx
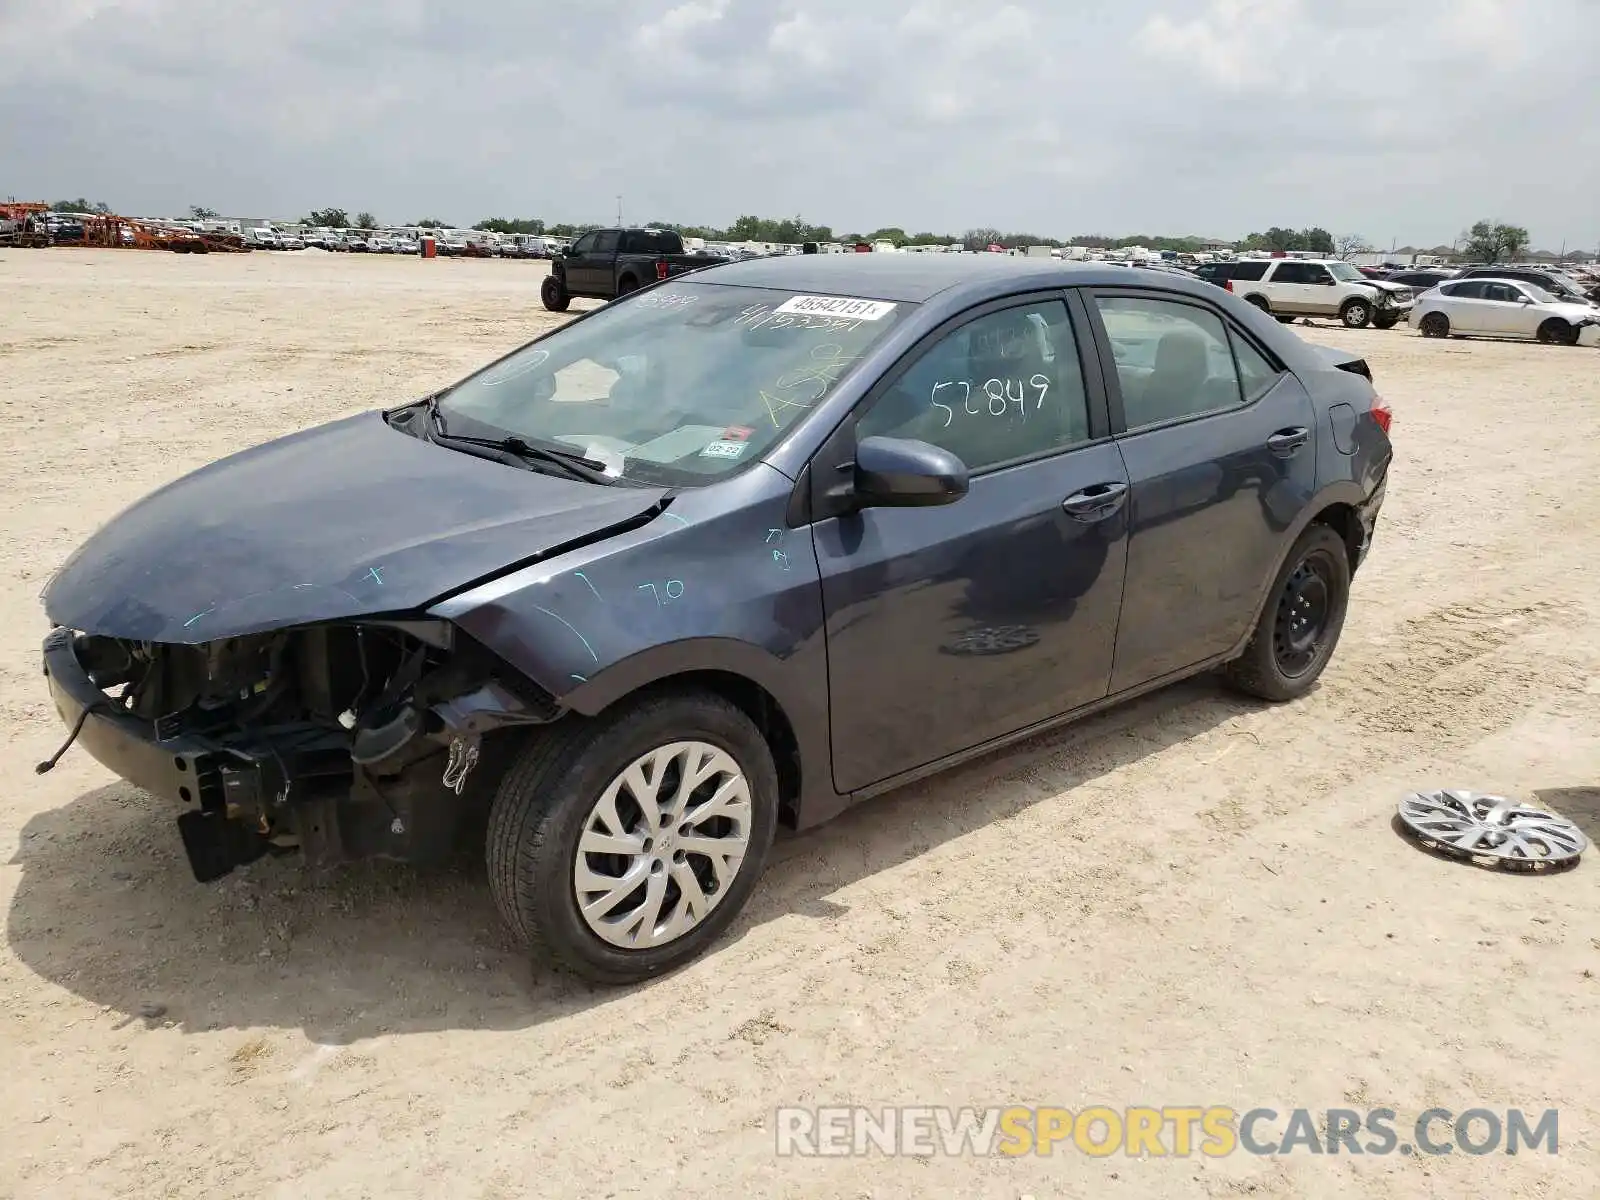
[1537,318,1578,346]
[1225,524,1350,702]
[1340,299,1373,329]
[1373,313,1399,330]
[486,691,779,984]
[541,274,571,312]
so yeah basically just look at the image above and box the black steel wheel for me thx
[1225,524,1350,702]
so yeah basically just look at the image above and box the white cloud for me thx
[0,0,1595,250]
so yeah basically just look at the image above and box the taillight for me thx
[656,261,669,281]
[1370,396,1392,434]
[1224,279,1234,292]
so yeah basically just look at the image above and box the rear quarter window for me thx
[1231,262,1268,282]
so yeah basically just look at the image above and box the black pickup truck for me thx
[541,228,726,311]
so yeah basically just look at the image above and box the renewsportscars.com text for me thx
[774,1106,1559,1158]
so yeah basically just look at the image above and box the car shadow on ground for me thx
[7,676,1255,1044]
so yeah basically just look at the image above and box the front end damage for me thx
[41,619,561,882]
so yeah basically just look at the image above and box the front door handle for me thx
[1266,427,1310,457]
[1061,481,1129,522]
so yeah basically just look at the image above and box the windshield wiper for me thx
[426,398,614,485]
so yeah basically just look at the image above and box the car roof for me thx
[690,253,1219,304]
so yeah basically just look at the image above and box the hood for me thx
[1368,280,1410,295]
[1551,301,1600,321]
[44,412,669,643]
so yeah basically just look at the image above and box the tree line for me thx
[49,199,1562,264]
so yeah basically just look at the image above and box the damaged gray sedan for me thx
[38,255,1391,982]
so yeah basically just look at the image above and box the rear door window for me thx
[1095,295,1246,429]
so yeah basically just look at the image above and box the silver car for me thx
[1411,278,1600,346]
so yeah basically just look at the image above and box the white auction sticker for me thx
[773,295,897,321]
[699,439,749,460]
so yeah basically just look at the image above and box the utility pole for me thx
[616,195,623,226]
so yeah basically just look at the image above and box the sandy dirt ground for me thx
[2,248,1599,1200]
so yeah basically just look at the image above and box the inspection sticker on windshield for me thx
[774,295,897,321]
[700,439,749,460]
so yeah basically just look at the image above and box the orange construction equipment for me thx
[0,202,50,247]
[2,206,250,252]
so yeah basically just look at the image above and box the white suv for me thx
[1214,258,1414,329]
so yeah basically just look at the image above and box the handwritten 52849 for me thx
[930,375,1051,427]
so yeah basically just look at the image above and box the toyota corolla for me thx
[40,256,1391,982]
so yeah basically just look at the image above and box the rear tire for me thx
[1419,311,1450,338]
[1275,314,1297,324]
[541,274,571,313]
[616,275,638,297]
[1340,299,1373,329]
[1245,295,1272,315]
[1537,318,1578,346]
[486,691,780,984]
[1224,524,1350,702]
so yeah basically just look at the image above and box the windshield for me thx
[435,280,913,485]
[1326,262,1365,282]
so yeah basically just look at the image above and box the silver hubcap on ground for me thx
[1397,789,1588,870]
[573,741,752,949]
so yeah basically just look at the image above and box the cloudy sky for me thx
[3,0,1597,249]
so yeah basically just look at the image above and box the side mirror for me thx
[853,436,968,508]
[1518,296,1535,305]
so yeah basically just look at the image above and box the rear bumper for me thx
[1354,467,1388,568]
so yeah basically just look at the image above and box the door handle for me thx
[1266,427,1309,457]
[1061,482,1129,522]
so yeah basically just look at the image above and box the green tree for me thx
[719,213,831,244]
[473,217,547,235]
[306,208,350,228]
[1461,219,1531,263]
[51,198,111,214]
[1301,227,1334,255]
[355,211,377,229]
[863,227,909,246]
[415,217,448,228]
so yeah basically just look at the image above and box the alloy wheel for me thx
[572,741,752,950]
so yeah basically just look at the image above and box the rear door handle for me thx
[1266,427,1309,457]
[1061,481,1129,522]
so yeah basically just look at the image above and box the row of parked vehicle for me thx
[1187,257,1600,344]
